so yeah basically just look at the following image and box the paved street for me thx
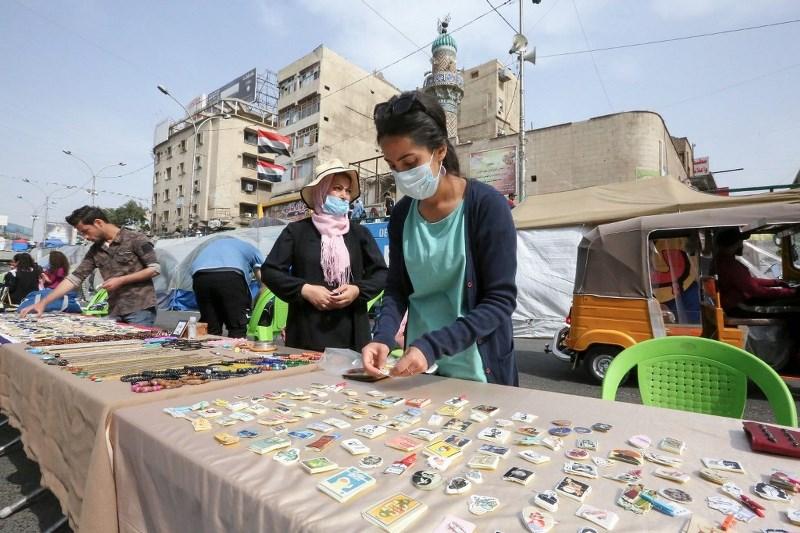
[0,338,795,532]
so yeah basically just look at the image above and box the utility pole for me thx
[518,0,526,203]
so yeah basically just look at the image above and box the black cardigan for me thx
[262,218,388,352]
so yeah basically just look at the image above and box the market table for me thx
[0,340,317,532]
[111,370,800,533]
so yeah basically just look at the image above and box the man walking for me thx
[21,206,160,326]
[190,237,264,338]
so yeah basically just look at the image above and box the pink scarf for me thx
[310,175,351,287]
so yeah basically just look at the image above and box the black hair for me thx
[14,253,37,271]
[66,205,109,227]
[374,90,461,176]
[715,227,743,248]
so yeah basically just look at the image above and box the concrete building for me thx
[266,46,399,219]
[458,59,520,143]
[455,111,691,196]
[151,101,280,234]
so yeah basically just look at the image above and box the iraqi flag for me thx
[258,129,291,156]
[257,160,286,183]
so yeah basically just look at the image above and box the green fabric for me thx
[403,199,486,383]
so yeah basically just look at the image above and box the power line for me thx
[359,0,430,57]
[540,18,800,59]
[100,161,154,179]
[530,0,563,32]
[485,0,518,33]
[571,0,613,111]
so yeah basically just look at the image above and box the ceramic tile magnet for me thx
[534,490,559,512]
[520,507,556,533]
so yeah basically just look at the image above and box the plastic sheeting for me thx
[512,226,585,338]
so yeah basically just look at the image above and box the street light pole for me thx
[157,85,198,234]
[517,0,526,203]
[62,151,126,205]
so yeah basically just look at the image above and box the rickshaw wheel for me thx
[583,345,624,384]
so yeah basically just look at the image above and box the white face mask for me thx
[391,154,443,200]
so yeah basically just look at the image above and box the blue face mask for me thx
[322,194,349,216]
[391,154,443,200]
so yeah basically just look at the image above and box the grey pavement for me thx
[0,338,796,532]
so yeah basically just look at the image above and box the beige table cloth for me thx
[112,371,800,533]
[0,342,316,532]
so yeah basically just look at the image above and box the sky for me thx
[1,0,799,230]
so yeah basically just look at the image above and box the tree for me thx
[104,200,148,229]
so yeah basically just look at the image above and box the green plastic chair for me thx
[601,336,797,427]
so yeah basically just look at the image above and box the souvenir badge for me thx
[472,404,500,417]
[370,413,388,422]
[213,398,231,409]
[236,428,260,439]
[384,453,417,475]
[469,411,489,423]
[640,489,690,517]
[294,410,313,419]
[300,406,326,415]
[658,437,686,455]
[214,432,240,445]
[164,406,192,418]
[408,428,441,442]
[406,398,431,408]
[307,421,335,433]
[272,425,287,435]
[503,466,535,485]
[366,390,385,397]
[592,456,614,468]
[576,438,597,451]
[515,436,541,446]
[577,529,600,533]
[477,426,510,444]
[787,508,800,525]
[706,495,756,522]
[576,504,620,531]
[520,507,556,533]
[591,422,613,432]
[519,450,551,465]
[331,403,348,411]
[551,419,571,427]
[617,484,652,515]
[540,436,564,451]
[273,447,300,465]
[246,404,270,416]
[516,426,542,437]
[359,455,383,469]
[608,449,643,465]
[191,400,209,411]
[513,412,538,424]
[432,515,476,533]
[702,458,745,473]
[468,495,500,515]
[464,470,483,484]
[411,470,442,490]
[306,434,338,452]
[425,441,463,459]
[549,427,571,437]
[443,434,472,449]
[385,435,423,452]
[652,467,691,484]
[436,405,464,417]
[574,426,593,434]
[770,470,800,493]
[555,476,592,502]
[442,418,473,434]
[627,435,651,449]
[444,396,469,408]
[394,412,421,425]
[215,416,238,427]
[265,391,285,400]
[495,418,514,427]
[300,456,338,474]
[467,453,500,470]
[534,490,559,512]
[659,487,692,503]
[603,468,643,484]
[275,399,296,408]
[699,467,729,485]
[198,408,223,419]
[287,429,315,440]
[341,389,358,397]
[564,461,598,479]
[249,436,291,454]
[643,450,683,467]
[428,414,444,426]
[309,382,328,389]
[192,418,212,432]
[445,476,472,495]
[753,482,791,502]
[341,438,370,455]
[477,444,510,457]
[426,454,452,471]
[565,448,590,461]
[324,417,351,429]
[353,424,387,439]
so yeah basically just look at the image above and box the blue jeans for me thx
[112,307,157,327]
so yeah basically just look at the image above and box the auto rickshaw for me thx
[547,201,800,383]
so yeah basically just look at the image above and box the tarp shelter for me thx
[510,176,800,337]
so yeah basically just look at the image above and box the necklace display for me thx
[0,314,165,345]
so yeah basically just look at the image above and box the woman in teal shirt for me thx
[362,91,519,386]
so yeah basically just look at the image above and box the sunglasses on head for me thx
[373,93,427,121]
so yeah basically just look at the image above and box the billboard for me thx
[469,145,517,195]
[693,156,709,175]
[207,68,257,105]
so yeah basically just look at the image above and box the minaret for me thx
[423,16,464,140]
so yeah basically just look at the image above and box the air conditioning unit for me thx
[243,213,253,218]
[244,183,255,192]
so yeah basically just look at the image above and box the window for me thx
[471,70,479,79]
[294,125,318,150]
[179,139,187,153]
[192,204,198,214]
[298,95,320,120]
[162,210,169,221]
[155,152,161,164]
[166,167,172,180]
[164,189,170,201]
[242,180,256,193]
[178,184,183,196]
[279,76,296,96]
[279,106,298,127]
[153,171,158,184]
[195,156,202,170]
[166,146,172,158]
[243,154,258,170]
[498,96,504,116]
[152,193,158,204]
[292,158,314,182]
[176,207,182,217]
[179,162,185,175]
[298,63,320,89]
[196,132,203,145]
[244,130,258,145]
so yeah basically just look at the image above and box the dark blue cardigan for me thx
[372,179,519,386]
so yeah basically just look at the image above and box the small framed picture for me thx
[172,320,188,336]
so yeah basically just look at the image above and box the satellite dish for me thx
[523,47,537,65]
[509,33,528,54]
